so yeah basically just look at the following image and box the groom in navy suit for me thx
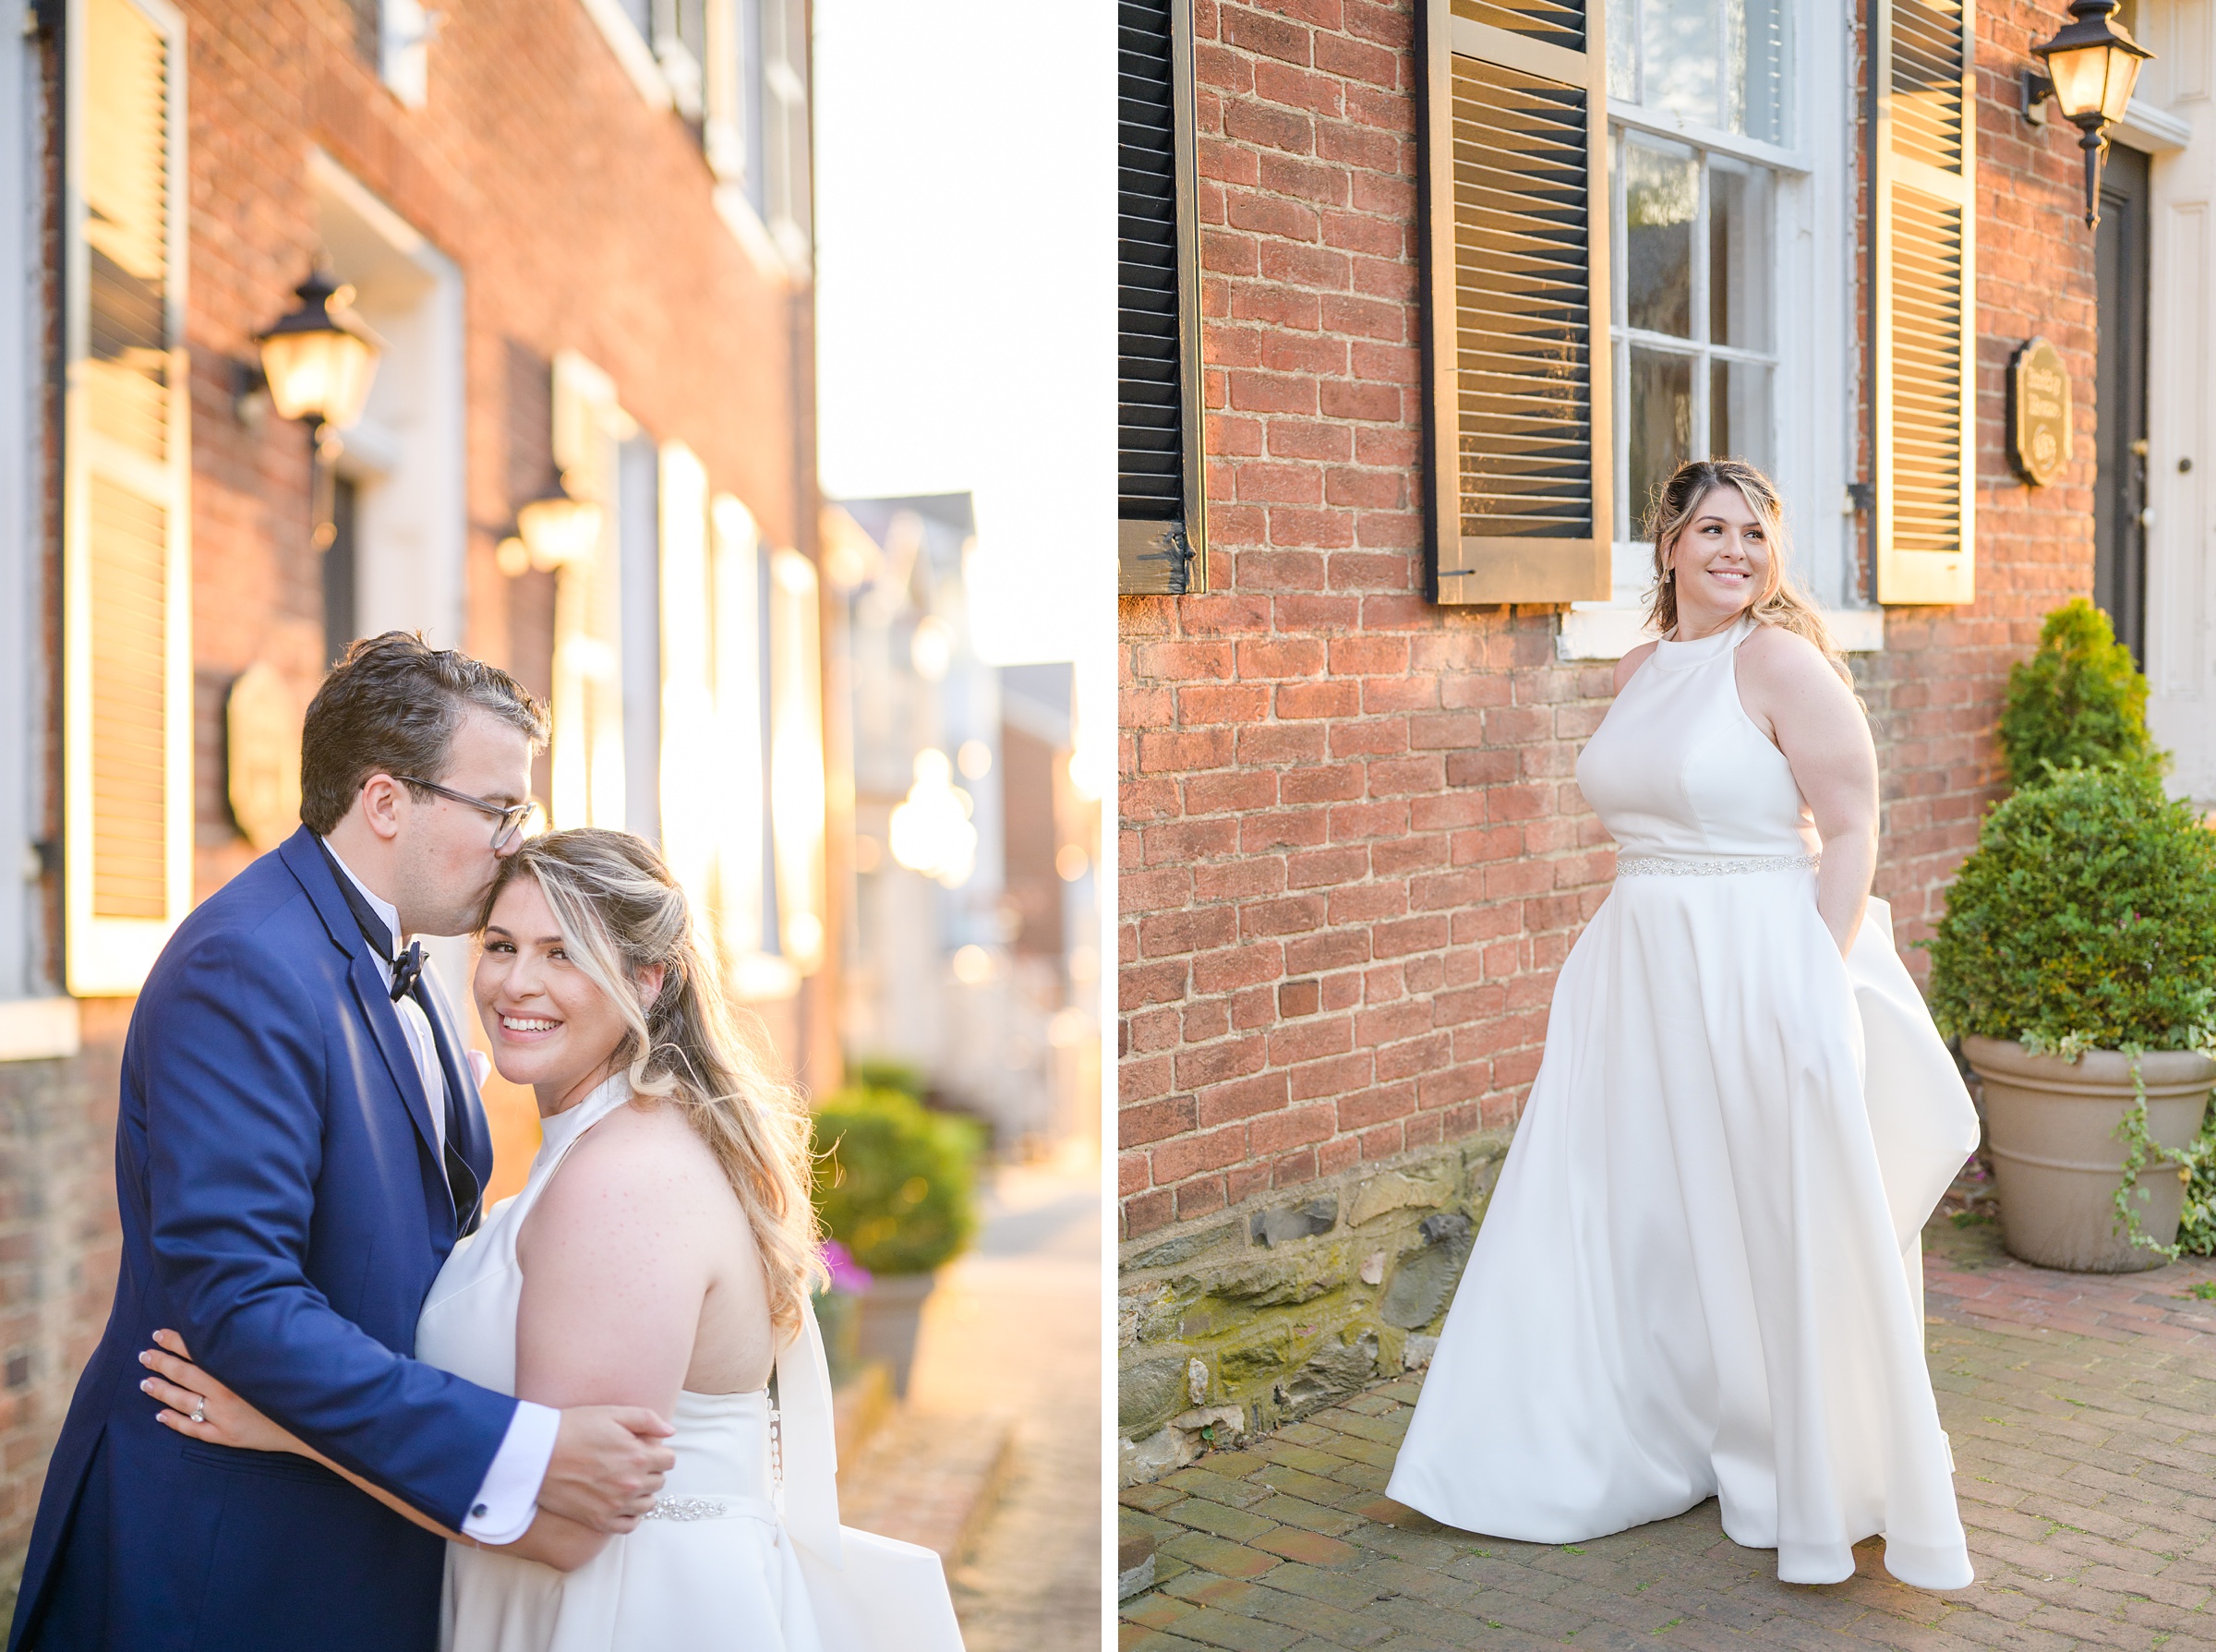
[9,634,676,1652]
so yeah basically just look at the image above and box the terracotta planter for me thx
[853,1271,937,1397]
[1963,1036,2215,1272]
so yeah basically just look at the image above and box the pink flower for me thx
[821,1239,873,1294]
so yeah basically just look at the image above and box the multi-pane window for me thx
[1612,136,1776,536]
[1607,0,1788,540]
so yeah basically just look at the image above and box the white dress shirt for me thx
[322,840,560,1544]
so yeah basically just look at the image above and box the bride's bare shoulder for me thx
[532,1098,729,1239]
[1736,621,1849,694]
[1612,640,1661,694]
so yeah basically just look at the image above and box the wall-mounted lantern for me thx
[513,475,604,571]
[257,272,382,434]
[2023,0,2154,228]
[255,272,383,549]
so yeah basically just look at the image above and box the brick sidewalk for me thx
[884,1163,1103,1652]
[1120,1216,2216,1650]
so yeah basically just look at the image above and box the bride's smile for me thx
[476,876,659,1115]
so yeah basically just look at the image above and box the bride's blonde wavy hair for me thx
[1643,458,1849,680]
[483,829,824,1340]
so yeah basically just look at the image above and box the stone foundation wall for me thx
[1117,1134,1507,1484]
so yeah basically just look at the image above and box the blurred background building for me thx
[0,0,1106,1624]
[826,495,1102,1160]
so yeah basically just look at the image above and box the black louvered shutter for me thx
[1119,0,1204,594]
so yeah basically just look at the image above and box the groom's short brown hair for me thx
[298,633,548,835]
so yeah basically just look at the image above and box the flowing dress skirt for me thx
[1385,873,1978,1589]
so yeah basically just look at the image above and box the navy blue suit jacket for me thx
[8,828,516,1652]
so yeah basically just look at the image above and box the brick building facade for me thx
[1116,0,2190,1479]
[0,0,825,1587]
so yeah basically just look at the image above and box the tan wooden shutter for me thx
[1421,0,1612,605]
[64,0,191,995]
[1874,0,1978,604]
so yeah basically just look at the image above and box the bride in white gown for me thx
[138,830,965,1650]
[1385,460,1980,1590]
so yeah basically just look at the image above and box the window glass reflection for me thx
[1708,159,1771,350]
[1624,138,1697,338]
[1711,358,1772,470]
[1620,0,1788,144]
[1628,347,1694,533]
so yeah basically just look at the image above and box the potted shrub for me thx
[812,1083,982,1394]
[1927,765,2216,1270]
[1996,597,2163,790]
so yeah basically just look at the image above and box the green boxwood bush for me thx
[812,1086,982,1276]
[1996,598,2162,790]
[1927,765,2216,1054]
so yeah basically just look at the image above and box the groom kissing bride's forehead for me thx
[7,633,678,1652]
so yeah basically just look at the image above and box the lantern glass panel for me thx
[2098,46,2144,124]
[2044,43,2120,125]
[517,494,605,569]
[259,329,377,428]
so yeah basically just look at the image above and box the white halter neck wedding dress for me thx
[416,1076,965,1652]
[1385,617,1979,1590]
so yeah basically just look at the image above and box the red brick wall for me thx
[1117,0,2102,1244]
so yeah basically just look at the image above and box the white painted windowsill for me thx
[1558,604,1888,661]
[0,998,82,1063]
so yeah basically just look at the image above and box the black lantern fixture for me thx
[512,472,605,572]
[255,272,384,549]
[2024,1,2154,228]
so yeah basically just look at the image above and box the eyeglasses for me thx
[398,777,545,850]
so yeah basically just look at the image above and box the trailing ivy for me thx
[1996,598,2164,790]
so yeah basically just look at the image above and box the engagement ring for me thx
[189,1399,205,1425]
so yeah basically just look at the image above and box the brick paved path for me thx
[1121,1215,2216,1651]
[899,1158,1103,1652]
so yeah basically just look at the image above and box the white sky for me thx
[812,0,1114,676]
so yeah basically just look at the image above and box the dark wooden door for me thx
[2095,145,2152,665]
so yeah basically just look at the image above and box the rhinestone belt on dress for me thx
[1615,853,1820,877]
[641,1495,730,1521]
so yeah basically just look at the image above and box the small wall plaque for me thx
[2007,337,2073,487]
[226,662,304,852]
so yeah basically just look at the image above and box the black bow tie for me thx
[315,838,424,1001]
[391,940,427,1003]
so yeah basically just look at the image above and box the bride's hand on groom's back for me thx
[138,1330,305,1456]
[537,1405,676,1534]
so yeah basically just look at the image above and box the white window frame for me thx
[379,0,432,108]
[1561,1,1875,658]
